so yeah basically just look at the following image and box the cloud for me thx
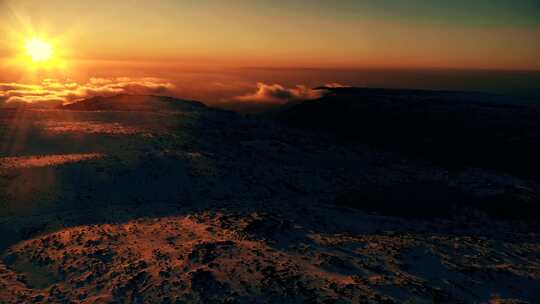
[233,83,322,104]
[0,77,175,105]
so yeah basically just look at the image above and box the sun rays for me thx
[1,9,70,72]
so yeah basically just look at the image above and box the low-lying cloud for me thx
[0,77,175,105]
[233,83,322,104]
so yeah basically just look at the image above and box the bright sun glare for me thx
[25,37,53,62]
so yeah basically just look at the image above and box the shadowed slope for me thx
[278,87,540,180]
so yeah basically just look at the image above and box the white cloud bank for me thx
[233,83,322,103]
[0,77,175,105]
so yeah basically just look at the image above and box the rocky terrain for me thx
[0,92,539,303]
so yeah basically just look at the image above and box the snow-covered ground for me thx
[0,99,539,303]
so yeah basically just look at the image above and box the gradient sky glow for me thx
[1,0,540,106]
[1,0,539,70]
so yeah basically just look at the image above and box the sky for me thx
[0,0,539,105]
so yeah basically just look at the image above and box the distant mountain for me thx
[277,87,540,180]
[61,94,206,112]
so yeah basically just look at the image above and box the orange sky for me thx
[1,0,539,72]
[0,1,539,105]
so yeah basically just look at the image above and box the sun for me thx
[25,37,53,63]
[12,35,67,70]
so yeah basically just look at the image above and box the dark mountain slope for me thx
[278,87,540,180]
